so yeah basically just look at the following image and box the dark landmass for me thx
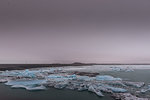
[0,62,150,71]
[0,62,96,71]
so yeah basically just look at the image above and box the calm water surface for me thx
[0,84,113,100]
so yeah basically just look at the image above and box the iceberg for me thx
[88,85,104,97]
[124,82,145,88]
[11,85,46,91]
[19,69,41,78]
[5,79,46,86]
[106,81,126,87]
[141,89,150,93]
[97,84,127,93]
[25,85,46,91]
[0,69,40,78]
[78,85,87,91]
[96,75,122,81]
[140,85,150,93]
[106,86,127,93]
[110,67,134,72]
[54,82,68,89]
[112,93,149,100]
[77,76,94,81]
[46,74,77,82]
[0,78,9,83]
[5,79,47,91]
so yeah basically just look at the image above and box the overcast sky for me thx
[0,0,150,64]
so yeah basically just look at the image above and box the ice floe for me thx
[124,82,145,88]
[88,85,104,97]
[11,84,46,91]
[96,75,122,81]
[112,93,149,100]
[0,66,149,99]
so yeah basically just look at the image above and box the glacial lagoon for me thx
[0,65,150,100]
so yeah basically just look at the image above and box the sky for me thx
[0,0,150,64]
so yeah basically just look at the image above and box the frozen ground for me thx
[0,65,150,100]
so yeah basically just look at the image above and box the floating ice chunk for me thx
[0,78,9,83]
[54,82,68,89]
[125,68,134,72]
[124,82,145,88]
[110,67,134,72]
[25,85,46,91]
[111,67,122,71]
[12,85,46,91]
[97,84,127,93]
[106,81,126,87]
[0,70,20,77]
[67,74,77,79]
[77,76,94,81]
[5,79,46,86]
[6,79,47,91]
[141,89,149,93]
[96,75,122,81]
[47,75,64,79]
[88,85,104,97]
[78,85,87,91]
[46,74,77,82]
[140,85,150,93]
[20,69,40,78]
[112,93,149,100]
[11,85,27,89]
[106,86,127,93]
[0,69,41,78]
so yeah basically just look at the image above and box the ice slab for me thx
[96,75,122,81]
[77,76,94,81]
[88,85,104,97]
[5,79,46,86]
[54,82,68,89]
[110,67,134,72]
[6,79,47,91]
[97,84,127,93]
[0,69,41,78]
[106,86,127,93]
[140,85,150,93]
[12,85,46,91]
[46,74,77,82]
[124,82,145,88]
[0,78,9,83]
[112,93,149,100]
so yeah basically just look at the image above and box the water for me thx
[0,68,150,100]
[0,84,113,100]
[100,69,150,84]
